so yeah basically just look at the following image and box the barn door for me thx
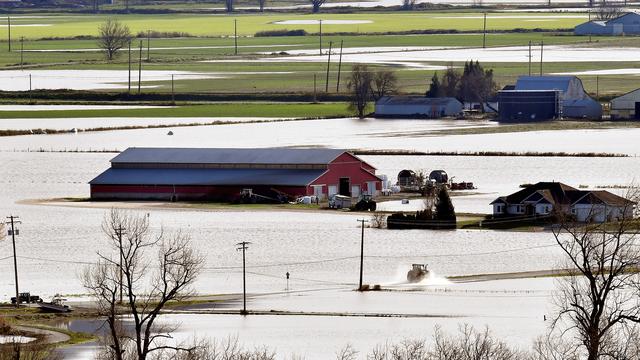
[339,178,351,196]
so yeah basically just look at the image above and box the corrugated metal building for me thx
[90,148,383,202]
[375,96,463,118]
[511,76,602,120]
[610,88,640,120]
[575,12,640,35]
[498,90,561,122]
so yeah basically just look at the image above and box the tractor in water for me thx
[406,264,430,283]
[352,194,377,211]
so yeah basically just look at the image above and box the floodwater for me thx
[554,68,640,75]
[0,105,172,111]
[0,117,283,131]
[1,117,638,156]
[256,45,640,67]
[1,117,638,357]
[0,70,289,91]
[0,335,36,344]
[23,44,304,53]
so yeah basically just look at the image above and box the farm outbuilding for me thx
[90,148,383,202]
[375,96,463,118]
[512,76,602,120]
[498,90,561,122]
[575,12,640,35]
[610,88,640,120]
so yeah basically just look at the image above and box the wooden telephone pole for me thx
[236,241,251,314]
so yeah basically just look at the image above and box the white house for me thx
[610,88,640,120]
[575,12,640,36]
[375,96,463,118]
[491,182,635,223]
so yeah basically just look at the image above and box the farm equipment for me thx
[352,194,377,211]
[329,195,351,209]
[11,292,43,305]
[406,264,430,283]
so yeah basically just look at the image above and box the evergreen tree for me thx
[426,72,441,98]
[434,187,456,222]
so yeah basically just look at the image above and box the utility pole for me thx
[28,73,32,103]
[138,41,142,94]
[20,36,23,70]
[7,16,11,52]
[318,19,322,55]
[6,216,21,307]
[357,219,367,291]
[236,241,250,315]
[596,75,599,101]
[171,74,175,104]
[234,19,238,55]
[528,40,532,76]
[482,12,487,48]
[313,73,317,102]
[325,41,332,93]
[336,40,343,93]
[285,271,290,291]
[114,226,126,304]
[128,41,131,93]
[146,30,151,62]
[539,40,544,76]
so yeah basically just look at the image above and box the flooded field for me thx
[0,116,280,131]
[257,45,640,67]
[1,117,638,156]
[1,117,638,358]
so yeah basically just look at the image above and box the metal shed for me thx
[498,90,561,122]
[610,88,640,120]
[375,96,463,118]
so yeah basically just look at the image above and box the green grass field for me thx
[0,102,352,118]
[0,11,587,39]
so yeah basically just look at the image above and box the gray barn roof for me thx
[376,96,461,106]
[90,168,326,186]
[111,147,347,165]
[515,76,574,93]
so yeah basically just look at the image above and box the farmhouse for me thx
[610,88,640,120]
[491,182,635,223]
[375,96,463,118]
[502,76,602,120]
[575,12,640,36]
[90,148,383,202]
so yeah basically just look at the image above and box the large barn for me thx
[90,148,383,202]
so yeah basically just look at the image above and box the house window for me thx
[496,205,504,213]
[571,208,577,214]
[517,205,524,213]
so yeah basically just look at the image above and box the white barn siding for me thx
[610,88,640,120]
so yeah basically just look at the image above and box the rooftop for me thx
[111,147,348,166]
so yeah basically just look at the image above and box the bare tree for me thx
[97,19,132,61]
[430,325,525,360]
[594,0,624,20]
[550,188,640,360]
[225,0,234,12]
[310,0,326,13]
[82,208,204,360]
[347,64,373,118]
[401,0,416,10]
[371,69,398,101]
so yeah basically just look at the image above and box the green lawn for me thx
[0,11,588,39]
[0,102,353,118]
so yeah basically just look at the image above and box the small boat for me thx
[38,295,72,313]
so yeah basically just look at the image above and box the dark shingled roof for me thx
[111,148,348,166]
[90,168,326,186]
[504,182,577,205]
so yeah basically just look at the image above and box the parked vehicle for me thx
[38,294,72,313]
[329,195,352,209]
[11,292,42,304]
